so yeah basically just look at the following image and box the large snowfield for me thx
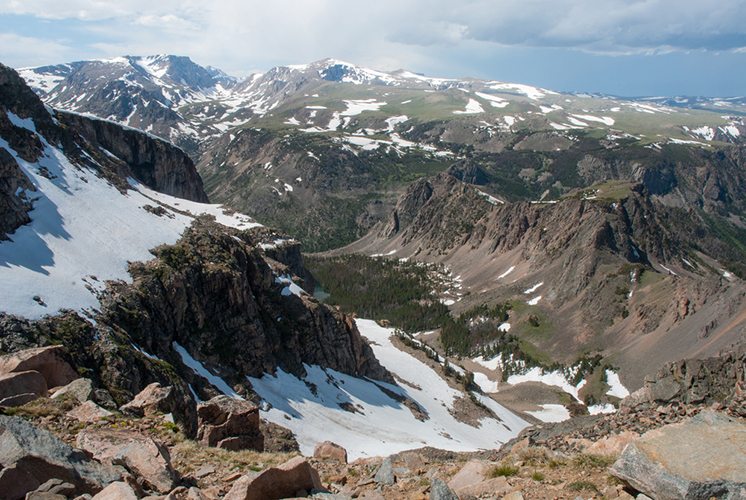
[249,319,529,460]
[0,115,259,319]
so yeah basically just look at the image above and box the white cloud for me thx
[1,0,745,78]
[0,33,75,67]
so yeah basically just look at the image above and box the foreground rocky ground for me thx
[1,343,744,499]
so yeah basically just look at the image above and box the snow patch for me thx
[453,99,484,115]
[249,319,527,460]
[605,370,630,399]
[524,282,544,294]
[173,342,243,399]
[526,404,570,423]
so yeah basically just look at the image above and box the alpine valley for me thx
[0,53,744,500]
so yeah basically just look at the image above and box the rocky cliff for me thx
[59,111,208,202]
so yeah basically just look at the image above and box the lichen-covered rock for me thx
[0,415,123,500]
[51,377,94,404]
[610,411,746,499]
[66,401,113,423]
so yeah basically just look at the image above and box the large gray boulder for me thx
[610,411,746,499]
[0,415,122,500]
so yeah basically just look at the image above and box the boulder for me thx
[313,441,348,463]
[224,456,323,500]
[66,401,113,423]
[0,370,47,404]
[446,460,511,497]
[50,378,94,404]
[454,477,511,498]
[76,429,177,493]
[91,481,139,500]
[0,346,78,388]
[610,411,746,499]
[0,392,40,407]
[164,486,208,499]
[120,383,176,418]
[0,415,122,500]
[429,478,458,500]
[447,460,489,492]
[197,396,263,451]
[373,457,394,486]
[585,431,639,456]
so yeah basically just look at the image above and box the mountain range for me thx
[1,54,745,493]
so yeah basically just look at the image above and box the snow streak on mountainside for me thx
[249,319,528,460]
[0,111,260,319]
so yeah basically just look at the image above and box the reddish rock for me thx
[586,431,639,456]
[77,429,177,493]
[165,486,208,499]
[120,382,176,417]
[0,370,47,405]
[313,441,348,463]
[224,457,323,500]
[91,481,139,500]
[197,396,263,451]
[447,460,511,498]
[66,401,113,423]
[0,346,78,388]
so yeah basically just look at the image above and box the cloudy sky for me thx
[1,0,745,96]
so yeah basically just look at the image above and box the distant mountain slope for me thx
[17,56,746,251]
[19,56,746,157]
[342,171,746,388]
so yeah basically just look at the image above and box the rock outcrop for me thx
[197,396,263,451]
[313,441,348,463]
[624,344,746,409]
[0,346,79,389]
[610,411,746,499]
[0,346,79,407]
